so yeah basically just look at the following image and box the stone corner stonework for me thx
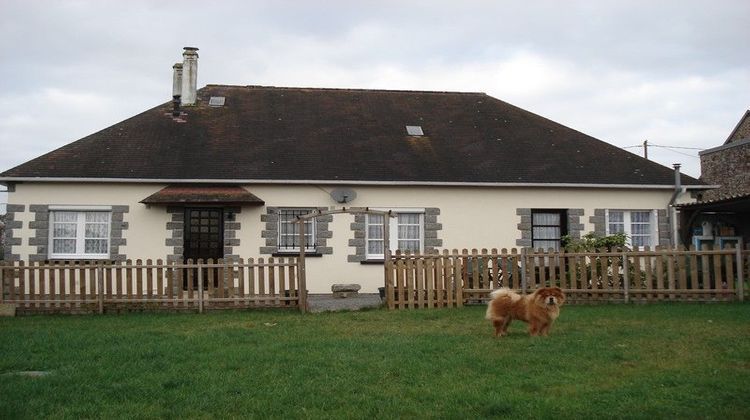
[222,206,242,258]
[589,209,606,237]
[3,204,25,261]
[109,206,129,261]
[657,209,671,247]
[166,207,184,263]
[567,208,584,240]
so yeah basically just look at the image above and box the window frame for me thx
[530,209,568,251]
[365,208,424,260]
[605,209,658,249]
[48,209,112,260]
[276,208,317,253]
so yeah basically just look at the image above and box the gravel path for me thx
[306,293,383,313]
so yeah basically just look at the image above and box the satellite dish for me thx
[330,188,357,204]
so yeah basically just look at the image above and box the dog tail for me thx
[485,288,518,320]
[488,287,515,300]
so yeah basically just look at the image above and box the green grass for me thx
[1,304,749,419]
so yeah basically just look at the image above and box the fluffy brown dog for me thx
[485,287,565,337]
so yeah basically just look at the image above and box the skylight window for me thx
[406,125,424,136]
[208,96,225,107]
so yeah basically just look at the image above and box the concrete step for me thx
[306,293,383,313]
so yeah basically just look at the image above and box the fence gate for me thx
[294,207,396,313]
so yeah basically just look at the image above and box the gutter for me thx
[0,177,717,190]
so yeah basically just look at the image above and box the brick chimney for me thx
[181,47,199,105]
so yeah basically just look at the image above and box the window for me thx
[49,211,111,259]
[278,208,316,252]
[606,210,656,248]
[366,211,423,260]
[531,210,568,251]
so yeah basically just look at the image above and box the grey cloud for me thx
[0,0,748,182]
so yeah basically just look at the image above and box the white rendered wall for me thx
[7,182,687,293]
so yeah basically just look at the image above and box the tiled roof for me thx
[0,85,703,186]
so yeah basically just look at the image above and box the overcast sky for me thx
[1,0,749,210]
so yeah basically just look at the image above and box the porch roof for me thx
[140,184,265,205]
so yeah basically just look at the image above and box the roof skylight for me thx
[406,125,424,136]
[208,96,226,107]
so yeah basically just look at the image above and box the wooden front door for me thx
[184,208,224,289]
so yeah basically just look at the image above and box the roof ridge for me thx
[723,109,750,145]
[202,84,486,96]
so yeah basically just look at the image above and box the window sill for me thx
[48,256,111,261]
[44,258,113,264]
[360,260,384,265]
[272,252,323,258]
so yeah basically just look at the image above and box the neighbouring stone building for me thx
[677,110,750,249]
[699,110,750,201]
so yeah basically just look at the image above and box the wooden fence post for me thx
[737,245,745,302]
[0,261,4,303]
[384,249,392,310]
[622,250,630,304]
[197,261,204,314]
[520,248,527,293]
[97,264,104,314]
[453,250,463,307]
[297,219,307,314]
[383,214,392,309]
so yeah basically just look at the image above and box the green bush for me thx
[560,233,629,289]
[562,232,628,252]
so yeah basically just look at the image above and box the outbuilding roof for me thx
[0,84,703,187]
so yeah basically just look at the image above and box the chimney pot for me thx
[181,47,199,106]
[172,63,183,98]
[172,95,181,117]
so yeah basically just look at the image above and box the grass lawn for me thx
[1,303,749,419]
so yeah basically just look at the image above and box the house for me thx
[677,110,750,249]
[0,48,710,293]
